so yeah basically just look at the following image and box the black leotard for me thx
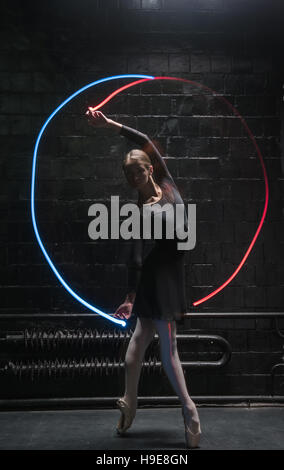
[120,124,189,324]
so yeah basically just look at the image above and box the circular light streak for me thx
[91,76,269,308]
[32,74,269,319]
[31,74,154,327]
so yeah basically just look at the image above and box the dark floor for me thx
[0,407,283,450]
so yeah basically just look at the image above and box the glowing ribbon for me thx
[90,76,269,308]
[32,74,268,319]
[31,74,154,327]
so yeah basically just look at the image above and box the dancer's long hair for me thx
[122,149,175,204]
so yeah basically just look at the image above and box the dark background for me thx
[0,0,284,399]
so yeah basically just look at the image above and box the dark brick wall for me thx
[1,0,284,398]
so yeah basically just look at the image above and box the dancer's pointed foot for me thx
[182,404,202,449]
[116,398,137,435]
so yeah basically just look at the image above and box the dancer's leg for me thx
[122,316,156,408]
[152,318,200,432]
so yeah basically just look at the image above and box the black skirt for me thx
[131,239,188,324]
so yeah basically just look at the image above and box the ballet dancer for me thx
[86,109,201,448]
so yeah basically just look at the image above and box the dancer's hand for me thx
[113,301,133,320]
[85,109,110,128]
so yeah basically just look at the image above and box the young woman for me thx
[86,109,201,448]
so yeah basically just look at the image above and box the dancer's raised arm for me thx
[86,109,122,132]
[86,110,174,184]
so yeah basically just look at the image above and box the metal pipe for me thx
[0,312,283,318]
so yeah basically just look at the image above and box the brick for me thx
[150,95,172,115]
[211,55,231,73]
[0,115,10,135]
[189,241,221,264]
[6,156,31,179]
[40,92,63,114]
[223,117,245,137]
[257,96,277,116]
[234,95,258,115]
[58,136,85,156]
[196,200,223,221]
[226,330,248,352]
[199,116,224,137]
[189,286,225,309]
[51,285,82,310]
[262,117,281,137]
[199,157,220,177]
[188,263,215,285]
[0,72,10,91]
[234,221,264,243]
[266,287,284,308]
[164,157,178,177]
[221,157,261,178]
[33,72,55,92]
[120,0,141,8]
[254,318,275,330]
[244,286,266,308]
[180,94,211,115]
[195,73,225,94]
[190,137,229,157]
[227,353,278,373]
[167,137,187,156]
[0,51,21,71]
[191,53,211,73]
[163,0,194,9]
[7,243,38,265]
[2,286,53,309]
[198,221,234,242]
[0,94,19,113]
[222,242,257,264]
[0,241,7,265]
[148,54,168,73]
[231,56,253,73]
[169,54,190,73]
[136,116,160,135]
[20,94,42,114]
[253,57,273,73]
[223,286,244,307]
[129,81,159,97]
[244,74,269,95]
[224,75,245,94]
[230,138,257,159]
[247,331,282,352]
[142,0,162,9]
[196,0,224,10]
[228,374,270,395]
[178,116,200,136]
[10,72,33,92]
[97,0,118,8]
[223,201,262,222]
[160,78,184,94]
[127,55,149,74]
[229,180,257,201]
[188,178,212,199]
[208,94,233,116]
[10,115,32,135]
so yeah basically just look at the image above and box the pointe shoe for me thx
[116,398,136,435]
[182,406,202,449]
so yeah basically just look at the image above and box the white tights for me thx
[122,316,199,422]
